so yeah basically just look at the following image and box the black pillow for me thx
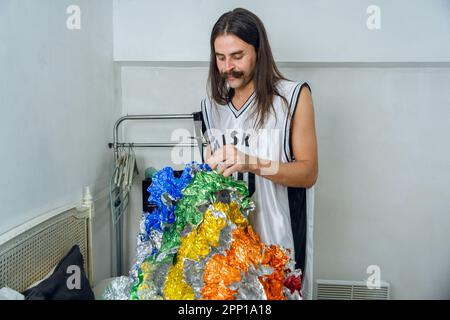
[22,245,95,300]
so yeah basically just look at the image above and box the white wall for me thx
[113,0,450,299]
[0,0,118,285]
[113,0,450,62]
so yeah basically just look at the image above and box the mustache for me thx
[221,70,244,79]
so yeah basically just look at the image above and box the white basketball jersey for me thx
[201,79,315,299]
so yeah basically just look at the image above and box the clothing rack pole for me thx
[108,113,205,276]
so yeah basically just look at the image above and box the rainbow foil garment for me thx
[104,162,303,300]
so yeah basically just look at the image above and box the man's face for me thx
[214,34,257,90]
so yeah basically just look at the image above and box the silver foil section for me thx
[231,264,268,300]
[102,276,134,300]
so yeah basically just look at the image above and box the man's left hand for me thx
[206,144,255,177]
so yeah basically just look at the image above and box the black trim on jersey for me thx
[286,82,312,272]
[193,111,206,135]
[227,92,256,118]
[202,98,213,132]
[287,186,307,271]
[248,172,255,197]
[283,83,302,161]
[235,172,255,197]
[193,111,206,163]
[200,98,215,161]
[286,82,312,161]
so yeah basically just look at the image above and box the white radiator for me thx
[316,279,390,300]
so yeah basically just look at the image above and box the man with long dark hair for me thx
[201,8,318,299]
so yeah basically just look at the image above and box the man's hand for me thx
[206,144,256,177]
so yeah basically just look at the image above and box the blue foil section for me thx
[144,162,211,243]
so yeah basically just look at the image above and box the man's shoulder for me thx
[200,96,212,108]
[200,96,217,114]
[201,95,227,109]
[276,79,304,96]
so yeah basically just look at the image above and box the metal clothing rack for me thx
[107,113,205,276]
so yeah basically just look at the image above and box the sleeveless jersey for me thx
[200,79,315,299]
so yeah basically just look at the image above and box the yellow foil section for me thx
[164,203,235,299]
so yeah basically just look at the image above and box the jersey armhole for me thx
[287,82,312,161]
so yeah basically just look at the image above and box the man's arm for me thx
[252,85,318,188]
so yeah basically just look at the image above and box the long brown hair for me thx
[208,8,289,129]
